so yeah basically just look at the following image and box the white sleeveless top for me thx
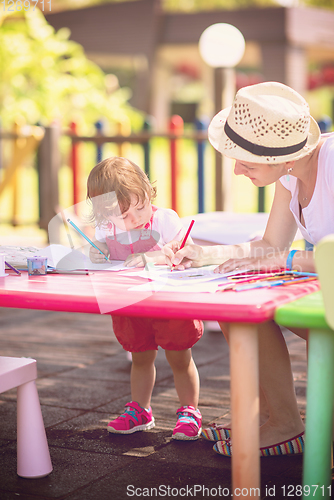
[279,134,334,245]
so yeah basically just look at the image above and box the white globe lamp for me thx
[199,23,245,69]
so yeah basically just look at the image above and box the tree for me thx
[302,0,334,8]
[0,9,143,131]
[163,0,334,10]
[48,0,333,13]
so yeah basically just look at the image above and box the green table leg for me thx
[303,328,334,500]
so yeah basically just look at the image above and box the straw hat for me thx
[208,81,321,164]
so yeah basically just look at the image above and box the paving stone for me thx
[0,307,331,499]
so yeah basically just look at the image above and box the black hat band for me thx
[224,121,307,157]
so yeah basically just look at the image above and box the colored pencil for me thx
[48,270,93,275]
[171,219,195,271]
[67,218,109,262]
[219,274,291,291]
[234,276,316,292]
[284,270,318,277]
[4,261,21,275]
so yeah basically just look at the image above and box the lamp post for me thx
[199,23,245,211]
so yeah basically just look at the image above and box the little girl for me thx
[87,156,203,440]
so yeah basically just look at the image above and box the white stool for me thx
[0,357,53,478]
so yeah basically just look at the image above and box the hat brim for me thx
[208,107,321,164]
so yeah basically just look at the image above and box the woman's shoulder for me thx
[319,133,334,186]
[319,133,334,168]
[320,133,334,154]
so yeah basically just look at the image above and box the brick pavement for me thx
[0,305,321,500]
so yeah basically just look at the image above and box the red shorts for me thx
[111,316,203,352]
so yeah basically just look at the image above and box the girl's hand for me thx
[89,243,109,264]
[214,255,285,274]
[124,253,147,268]
[124,251,166,268]
[162,241,204,270]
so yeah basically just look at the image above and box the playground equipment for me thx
[0,124,44,226]
[67,116,208,216]
[0,115,275,240]
[0,117,209,241]
[1,115,277,242]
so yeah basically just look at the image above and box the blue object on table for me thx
[27,256,48,276]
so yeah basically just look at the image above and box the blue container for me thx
[27,256,48,275]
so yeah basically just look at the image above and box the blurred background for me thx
[0,0,333,246]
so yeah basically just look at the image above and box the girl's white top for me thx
[279,133,334,246]
[95,206,185,248]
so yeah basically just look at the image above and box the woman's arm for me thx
[163,181,313,272]
[216,181,315,273]
[259,180,297,251]
[163,236,253,270]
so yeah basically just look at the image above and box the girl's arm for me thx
[89,240,109,263]
[124,250,166,267]
[124,214,196,268]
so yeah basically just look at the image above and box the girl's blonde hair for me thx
[87,157,157,227]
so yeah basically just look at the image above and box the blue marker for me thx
[67,218,109,262]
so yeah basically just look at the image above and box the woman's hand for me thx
[162,241,205,270]
[214,254,286,274]
[89,242,109,264]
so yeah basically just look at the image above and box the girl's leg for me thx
[131,350,157,409]
[165,349,199,408]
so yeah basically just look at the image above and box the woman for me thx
[164,81,334,456]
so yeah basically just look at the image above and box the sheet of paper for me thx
[33,244,130,271]
[132,265,247,286]
[119,264,169,278]
[0,245,41,269]
[126,265,250,293]
[151,265,222,286]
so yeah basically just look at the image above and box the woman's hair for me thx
[86,156,157,227]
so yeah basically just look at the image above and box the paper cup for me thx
[0,253,8,277]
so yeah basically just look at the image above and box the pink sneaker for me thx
[107,401,155,434]
[172,406,202,441]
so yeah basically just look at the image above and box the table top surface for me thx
[275,290,329,329]
[0,269,320,323]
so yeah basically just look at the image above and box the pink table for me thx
[0,270,319,498]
